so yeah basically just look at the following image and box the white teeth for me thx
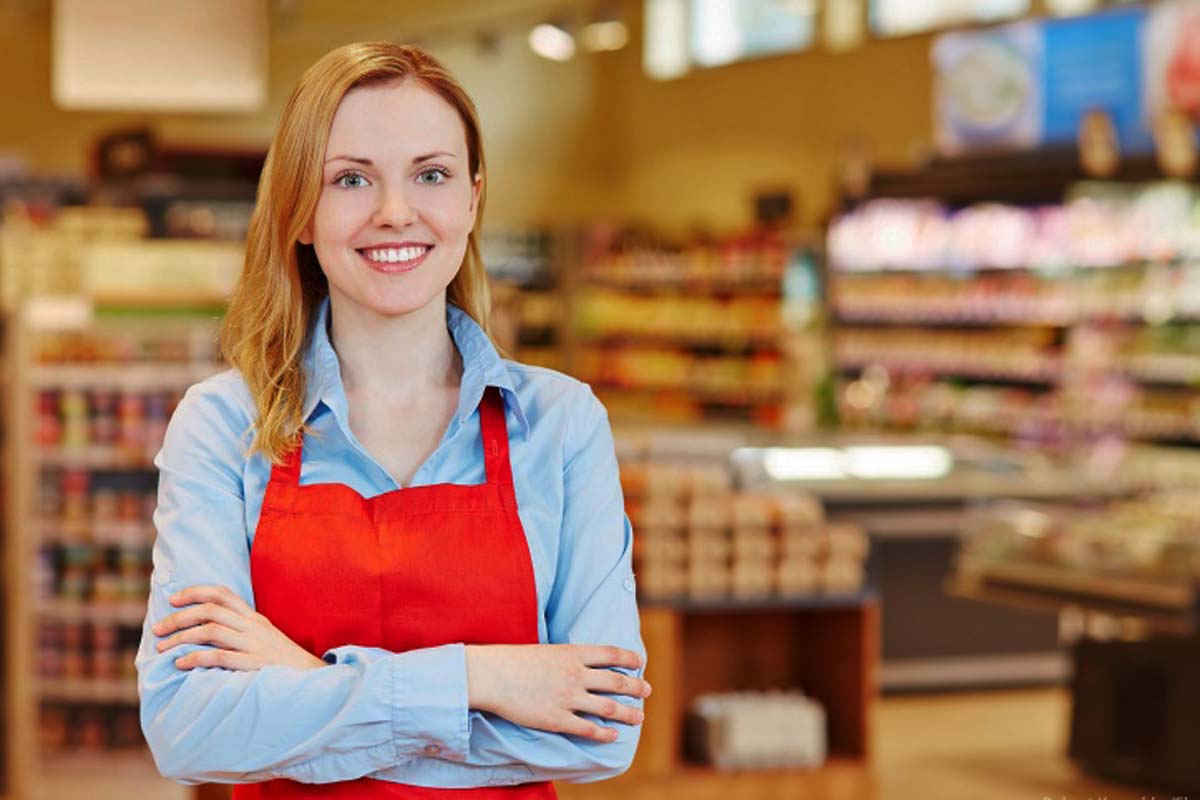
[362,246,430,263]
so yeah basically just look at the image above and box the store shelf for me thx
[838,362,1060,387]
[36,447,156,470]
[581,276,783,296]
[38,678,139,705]
[578,331,780,353]
[41,520,154,546]
[946,575,1196,636]
[39,599,147,626]
[590,381,784,405]
[954,558,1195,612]
[31,363,218,390]
[642,591,875,613]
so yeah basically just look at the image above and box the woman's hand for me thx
[152,584,326,672]
[465,644,651,743]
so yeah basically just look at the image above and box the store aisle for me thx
[876,687,1144,800]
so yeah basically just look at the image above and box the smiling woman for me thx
[134,41,647,799]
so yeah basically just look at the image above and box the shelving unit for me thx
[569,232,823,433]
[559,598,878,800]
[830,174,1200,448]
[0,212,234,798]
[15,306,226,790]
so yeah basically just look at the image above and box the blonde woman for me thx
[136,42,648,799]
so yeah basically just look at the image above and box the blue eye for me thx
[418,168,449,185]
[334,171,368,189]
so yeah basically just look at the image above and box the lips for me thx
[356,244,434,274]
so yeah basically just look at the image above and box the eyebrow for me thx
[324,151,457,166]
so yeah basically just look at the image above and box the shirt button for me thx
[424,744,441,756]
[623,577,635,593]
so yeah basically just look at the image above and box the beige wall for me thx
[0,0,615,226]
[598,0,936,233]
[0,0,936,232]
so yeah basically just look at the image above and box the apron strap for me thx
[479,385,514,487]
[271,436,304,487]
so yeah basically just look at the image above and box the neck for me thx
[326,292,463,405]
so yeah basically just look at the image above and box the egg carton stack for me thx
[686,465,735,599]
[632,462,721,599]
[627,458,870,601]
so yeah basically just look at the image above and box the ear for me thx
[469,173,482,214]
[298,222,313,246]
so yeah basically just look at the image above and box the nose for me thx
[372,184,418,228]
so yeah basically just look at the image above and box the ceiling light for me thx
[529,21,575,61]
[581,19,628,51]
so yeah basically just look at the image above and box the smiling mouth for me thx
[356,245,434,273]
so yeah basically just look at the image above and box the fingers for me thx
[156,621,249,654]
[574,694,645,728]
[153,601,252,638]
[584,669,652,699]
[168,585,256,618]
[577,645,645,672]
[175,648,260,671]
[556,713,622,743]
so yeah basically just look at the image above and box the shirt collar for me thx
[302,295,529,438]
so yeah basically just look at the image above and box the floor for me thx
[874,687,1139,800]
[33,688,1150,800]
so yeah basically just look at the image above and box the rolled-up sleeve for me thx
[136,383,470,785]
[466,384,646,783]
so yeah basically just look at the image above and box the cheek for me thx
[427,192,476,238]
[312,192,369,245]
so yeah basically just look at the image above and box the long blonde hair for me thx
[221,42,495,464]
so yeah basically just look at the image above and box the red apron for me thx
[233,386,556,799]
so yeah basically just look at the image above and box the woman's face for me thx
[300,79,481,319]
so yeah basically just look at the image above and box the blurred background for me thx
[3,0,1200,798]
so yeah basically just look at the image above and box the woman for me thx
[135,42,649,798]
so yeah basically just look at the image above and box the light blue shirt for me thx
[136,296,645,787]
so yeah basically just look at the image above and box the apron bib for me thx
[232,386,555,799]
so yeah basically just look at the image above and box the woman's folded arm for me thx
[137,383,473,785]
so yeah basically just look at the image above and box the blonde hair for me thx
[221,42,496,464]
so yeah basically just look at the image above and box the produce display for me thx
[958,492,1200,610]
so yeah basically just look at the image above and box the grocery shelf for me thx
[39,678,140,705]
[39,599,147,626]
[641,590,875,614]
[31,363,218,390]
[837,362,1060,387]
[946,575,1196,637]
[580,277,784,296]
[952,558,1195,612]
[578,331,781,353]
[36,447,156,470]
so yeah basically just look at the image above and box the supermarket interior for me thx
[4,0,1200,798]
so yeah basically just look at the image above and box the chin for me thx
[340,284,450,320]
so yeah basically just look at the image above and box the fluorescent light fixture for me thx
[643,0,689,79]
[582,20,628,51]
[763,447,847,480]
[743,445,955,482]
[844,446,953,480]
[690,0,741,67]
[529,21,575,61]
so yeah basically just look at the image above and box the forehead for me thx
[326,79,467,158]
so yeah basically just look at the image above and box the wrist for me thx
[464,645,492,712]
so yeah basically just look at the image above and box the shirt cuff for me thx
[390,642,471,762]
